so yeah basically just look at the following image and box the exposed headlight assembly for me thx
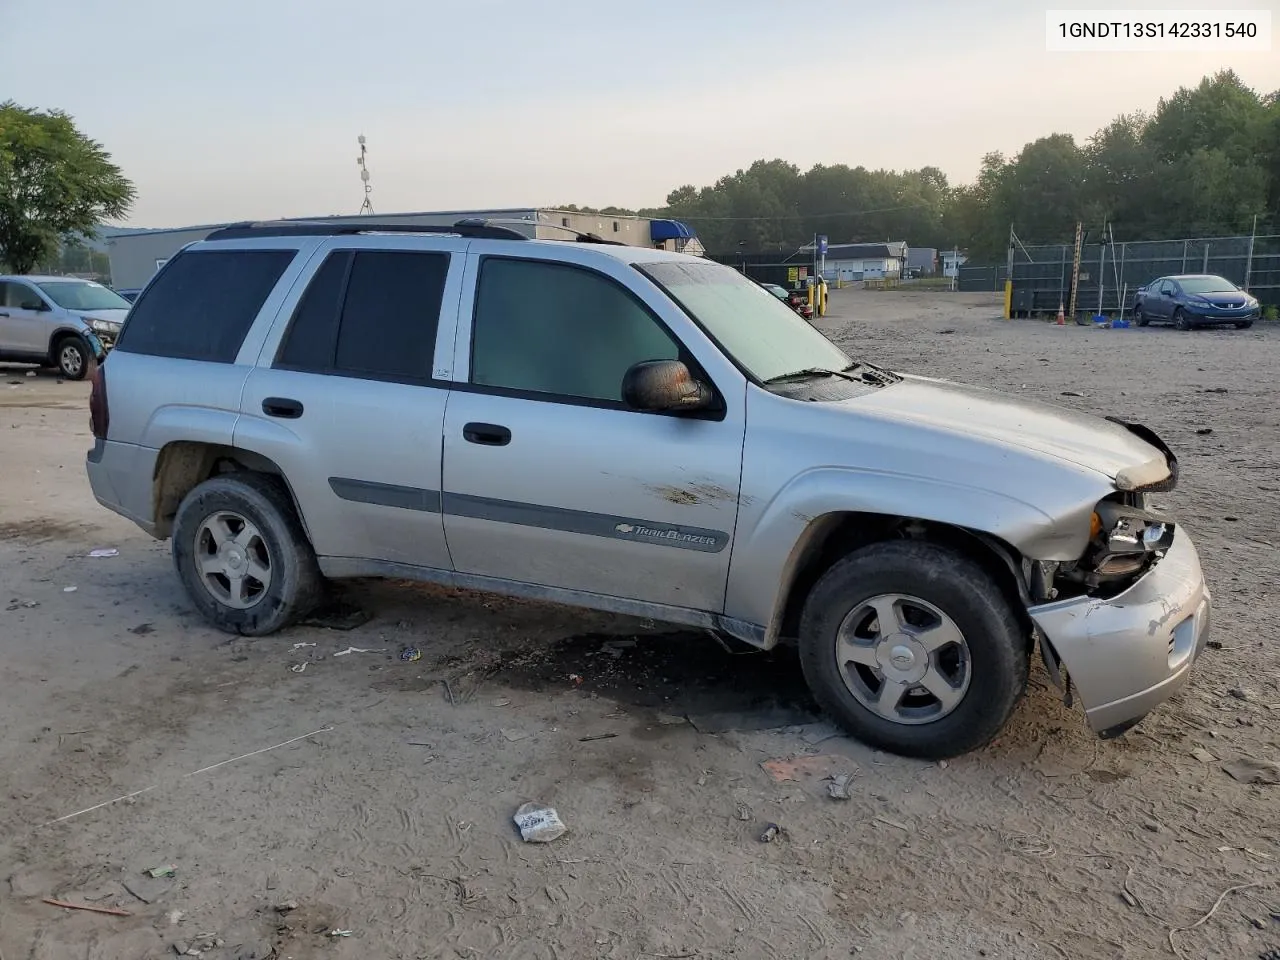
[1084,501,1175,580]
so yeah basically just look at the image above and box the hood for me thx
[77,309,128,325]
[1191,291,1250,306]
[853,374,1172,489]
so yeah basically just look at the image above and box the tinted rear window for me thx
[274,250,448,383]
[275,252,349,371]
[115,249,295,362]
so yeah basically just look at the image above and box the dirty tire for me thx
[798,540,1028,759]
[172,472,323,636]
[55,335,90,380]
[1173,308,1191,331]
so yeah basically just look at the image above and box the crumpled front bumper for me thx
[1029,529,1211,737]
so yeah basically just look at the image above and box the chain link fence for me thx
[958,233,1280,316]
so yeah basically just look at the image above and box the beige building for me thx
[106,208,701,291]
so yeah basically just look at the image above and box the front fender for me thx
[724,466,1098,644]
[48,324,105,361]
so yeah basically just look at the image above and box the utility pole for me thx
[357,135,374,215]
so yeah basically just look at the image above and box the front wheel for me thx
[798,540,1029,759]
[1134,305,1149,327]
[1173,308,1191,331]
[55,336,90,380]
[172,472,323,635]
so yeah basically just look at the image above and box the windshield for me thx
[36,280,130,311]
[637,261,851,383]
[1179,276,1239,295]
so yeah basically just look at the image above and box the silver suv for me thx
[85,219,1211,758]
[0,275,125,378]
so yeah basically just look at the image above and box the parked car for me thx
[1132,274,1259,330]
[759,282,813,320]
[86,218,1209,759]
[114,288,143,303]
[786,289,814,320]
[0,275,122,378]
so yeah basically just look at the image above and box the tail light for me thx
[89,362,109,439]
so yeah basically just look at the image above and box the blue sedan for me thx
[1132,274,1260,330]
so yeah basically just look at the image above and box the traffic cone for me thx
[1056,302,1066,325]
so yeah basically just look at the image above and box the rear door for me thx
[440,246,747,612]
[238,235,466,569]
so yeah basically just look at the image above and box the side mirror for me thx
[622,360,713,412]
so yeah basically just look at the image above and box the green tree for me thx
[1158,148,1267,236]
[996,134,1091,244]
[0,101,134,274]
[1083,113,1158,238]
[1145,70,1267,168]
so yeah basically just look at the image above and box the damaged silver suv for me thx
[85,219,1210,758]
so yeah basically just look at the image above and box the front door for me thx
[1153,281,1177,321]
[0,281,53,354]
[441,251,746,613]
[238,237,468,570]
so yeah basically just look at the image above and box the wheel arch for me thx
[47,326,91,361]
[766,511,1035,650]
[152,440,309,541]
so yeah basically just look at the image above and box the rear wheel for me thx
[798,540,1029,759]
[172,472,323,635]
[1173,308,1191,331]
[55,336,90,380]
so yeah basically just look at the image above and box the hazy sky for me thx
[4,0,1278,227]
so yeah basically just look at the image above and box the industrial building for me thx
[106,208,702,290]
[819,242,908,283]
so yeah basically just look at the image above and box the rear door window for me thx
[275,250,449,383]
[115,249,295,362]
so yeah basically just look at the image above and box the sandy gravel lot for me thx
[1,289,1278,960]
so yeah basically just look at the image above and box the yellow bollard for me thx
[1003,279,1013,319]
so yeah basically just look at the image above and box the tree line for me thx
[585,71,1279,264]
[2,71,1276,275]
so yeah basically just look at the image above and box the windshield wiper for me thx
[763,363,866,385]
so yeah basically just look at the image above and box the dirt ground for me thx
[2,288,1278,960]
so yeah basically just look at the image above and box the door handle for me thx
[262,397,304,419]
[463,422,511,446]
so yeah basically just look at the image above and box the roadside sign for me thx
[787,267,799,284]
[817,235,828,256]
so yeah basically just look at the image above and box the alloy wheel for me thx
[194,510,272,609]
[834,593,972,725]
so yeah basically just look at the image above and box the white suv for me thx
[0,275,126,378]
[84,219,1210,758]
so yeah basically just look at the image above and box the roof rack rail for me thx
[204,219,530,242]
[464,217,630,247]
